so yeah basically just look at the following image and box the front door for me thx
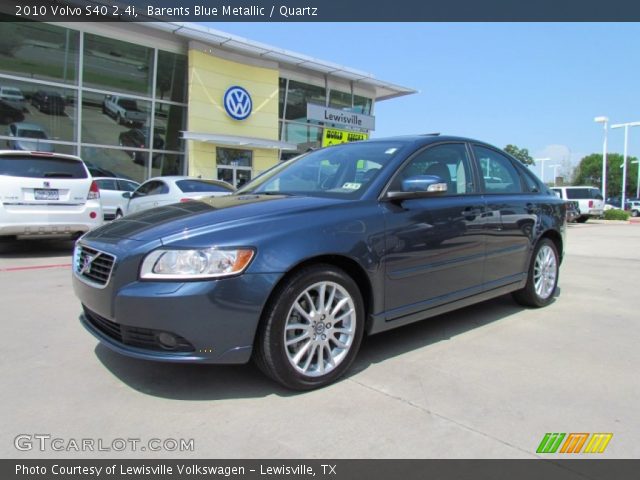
[216,147,253,189]
[383,143,488,320]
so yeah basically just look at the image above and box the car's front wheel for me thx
[513,238,559,308]
[254,265,365,390]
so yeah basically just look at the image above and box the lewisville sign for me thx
[306,104,375,131]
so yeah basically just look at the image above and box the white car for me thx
[551,186,604,223]
[126,176,234,215]
[628,200,640,217]
[93,177,140,221]
[0,151,103,240]
[0,86,26,111]
[7,122,54,152]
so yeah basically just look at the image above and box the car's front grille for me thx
[74,245,115,287]
[83,307,195,353]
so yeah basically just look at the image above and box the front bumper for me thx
[74,267,281,364]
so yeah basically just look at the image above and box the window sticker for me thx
[342,182,361,190]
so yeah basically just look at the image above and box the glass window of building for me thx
[282,123,322,153]
[0,19,79,84]
[0,78,76,142]
[81,146,146,183]
[285,80,326,122]
[81,91,151,148]
[278,78,287,119]
[353,94,372,115]
[156,51,187,103]
[83,33,154,96]
[329,89,352,110]
[153,103,185,152]
[151,153,185,178]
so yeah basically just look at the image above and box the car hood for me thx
[84,194,344,242]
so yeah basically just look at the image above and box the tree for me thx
[504,144,534,165]
[572,153,639,199]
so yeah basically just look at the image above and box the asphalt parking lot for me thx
[1,222,639,459]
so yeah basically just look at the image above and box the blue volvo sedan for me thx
[72,135,566,390]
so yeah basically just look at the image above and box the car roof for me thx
[344,134,495,149]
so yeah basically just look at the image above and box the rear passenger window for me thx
[474,146,523,194]
[96,179,117,191]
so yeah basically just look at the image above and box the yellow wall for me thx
[187,49,280,178]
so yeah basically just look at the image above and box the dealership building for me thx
[0,20,415,187]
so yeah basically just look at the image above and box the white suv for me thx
[0,151,103,240]
[551,186,604,223]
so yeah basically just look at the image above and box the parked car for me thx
[6,122,54,152]
[93,177,140,221]
[31,90,65,115]
[126,176,234,214]
[551,186,604,222]
[102,95,146,126]
[0,86,26,111]
[0,151,102,240]
[0,99,25,124]
[628,200,640,217]
[73,136,566,390]
[118,127,165,164]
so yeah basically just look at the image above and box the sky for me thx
[203,22,640,180]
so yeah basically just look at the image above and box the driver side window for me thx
[392,143,474,195]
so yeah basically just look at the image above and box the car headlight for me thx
[140,247,255,280]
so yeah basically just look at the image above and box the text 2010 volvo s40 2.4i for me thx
[73,136,566,390]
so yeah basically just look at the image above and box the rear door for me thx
[0,154,90,210]
[472,145,537,289]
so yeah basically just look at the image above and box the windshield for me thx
[18,129,46,139]
[237,142,403,199]
[3,88,22,97]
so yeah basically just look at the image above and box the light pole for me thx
[611,121,640,208]
[534,158,552,184]
[632,159,640,199]
[594,116,608,201]
[548,164,561,186]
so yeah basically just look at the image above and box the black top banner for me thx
[2,0,640,22]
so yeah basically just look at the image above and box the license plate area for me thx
[34,189,59,201]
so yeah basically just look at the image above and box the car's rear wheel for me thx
[513,238,559,308]
[632,210,639,217]
[254,264,364,390]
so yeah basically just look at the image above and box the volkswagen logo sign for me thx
[223,86,252,121]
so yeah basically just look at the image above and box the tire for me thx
[115,209,123,220]
[116,113,122,125]
[513,238,559,308]
[632,210,639,218]
[254,264,365,390]
[576,215,588,223]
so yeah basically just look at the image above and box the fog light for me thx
[157,332,178,349]
[89,212,97,219]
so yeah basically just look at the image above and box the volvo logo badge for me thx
[223,86,252,120]
[79,253,99,275]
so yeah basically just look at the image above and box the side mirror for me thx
[122,192,132,199]
[386,175,448,200]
